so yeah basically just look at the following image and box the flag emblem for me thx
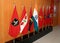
[11,18,19,26]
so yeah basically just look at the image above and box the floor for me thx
[33,26,60,43]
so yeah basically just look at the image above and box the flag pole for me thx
[21,34,23,41]
[13,39,15,43]
[33,29,35,35]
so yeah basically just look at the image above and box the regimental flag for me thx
[9,6,20,37]
[38,7,44,29]
[44,7,47,27]
[50,0,54,26]
[20,6,29,35]
[45,6,49,26]
[46,6,51,25]
[32,4,38,32]
[50,5,54,25]
[29,7,34,32]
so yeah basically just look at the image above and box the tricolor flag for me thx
[20,6,29,35]
[32,4,38,32]
[38,7,44,29]
[9,6,20,37]
[29,7,34,32]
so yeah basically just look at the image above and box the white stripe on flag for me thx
[20,14,28,33]
[33,8,38,25]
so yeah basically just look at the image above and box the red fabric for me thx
[20,6,29,35]
[50,6,54,14]
[20,7,26,22]
[29,7,34,32]
[50,0,54,25]
[50,6,54,25]
[9,6,20,37]
[44,7,47,26]
[38,8,44,29]
[21,22,29,35]
[46,7,50,25]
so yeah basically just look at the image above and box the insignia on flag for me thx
[30,18,33,22]
[11,18,19,26]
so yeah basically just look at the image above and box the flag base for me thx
[6,26,53,43]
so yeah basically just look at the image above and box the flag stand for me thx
[13,39,15,43]
[21,34,23,41]
[33,29,35,35]
[38,27,40,33]
[42,25,44,31]
[6,27,53,43]
[28,31,30,38]
[47,25,49,30]
[45,25,47,30]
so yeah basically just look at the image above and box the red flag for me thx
[44,6,51,26]
[50,6,54,25]
[20,6,29,35]
[46,6,51,25]
[29,7,34,32]
[45,6,49,25]
[44,7,47,27]
[38,8,44,29]
[50,0,54,26]
[9,6,20,37]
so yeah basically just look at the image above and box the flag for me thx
[29,7,34,32]
[9,6,20,37]
[46,6,51,25]
[38,7,44,29]
[20,6,29,35]
[45,6,49,26]
[50,6,54,25]
[32,7,38,32]
[50,0,54,26]
[44,7,47,27]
